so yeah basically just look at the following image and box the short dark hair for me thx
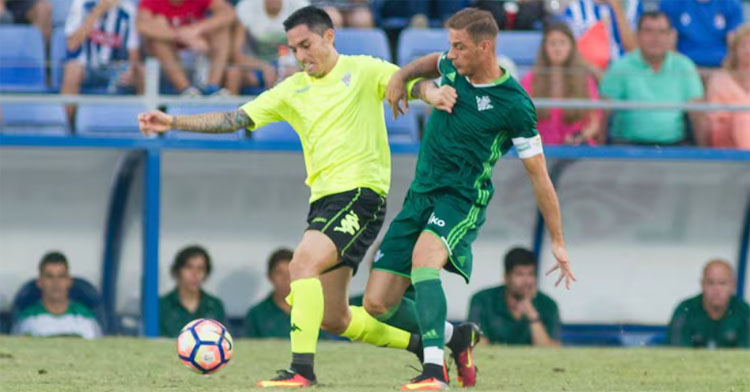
[38,251,68,274]
[283,6,333,34]
[638,10,671,31]
[446,7,499,43]
[267,248,293,277]
[504,247,536,275]
[170,245,212,278]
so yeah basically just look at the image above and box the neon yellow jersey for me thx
[240,55,398,203]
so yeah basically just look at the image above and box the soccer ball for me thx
[176,318,233,374]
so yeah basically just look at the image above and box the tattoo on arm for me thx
[171,110,254,133]
[410,80,436,100]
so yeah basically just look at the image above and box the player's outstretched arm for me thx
[138,109,254,136]
[386,52,443,117]
[521,153,576,289]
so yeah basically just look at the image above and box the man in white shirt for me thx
[12,252,102,339]
[226,0,308,93]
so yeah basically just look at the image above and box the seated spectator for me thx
[660,0,743,68]
[474,0,548,30]
[310,0,373,28]
[159,245,225,338]
[521,23,601,145]
[12,251,102,339]
[0,0,52,44]
[599,11,704,145]
[564,0,641,68]
[667,259,749,348]
[245,248,293,338]
[228,0,307,94]
[703,23,750,149]
[136,0,235,96]
[62,0,142,124]
[467,248,561,346]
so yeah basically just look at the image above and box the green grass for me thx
[0,337,748,391]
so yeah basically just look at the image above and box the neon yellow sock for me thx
[288,278,324,354]
[340,306,411,349]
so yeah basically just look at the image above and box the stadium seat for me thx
[335,28,392,62]
[384,104,419,145]
[50,28,67,92]
[0,103,69,135]
[166,104,245,140]
[0,26,46,92]
[52,0,74,29]
[397,28,543,69]
[11,277,106,333]
[252,121,299,142]
[75,103,146,137]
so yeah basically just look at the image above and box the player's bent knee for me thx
[321,313,350,335]
[362,295,390,318]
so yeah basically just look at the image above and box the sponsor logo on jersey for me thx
[334,211,361,235]
[428,212,446,227]
[295,85,311,94]
[477,95,493,111]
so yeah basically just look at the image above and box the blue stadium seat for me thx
[252,121,299,142]
[0,26,46,92]
[0,103,69,135]
[335,28,392,62]
[50,28,67,92]
[166,104,245,140]
[397,28,543,69]
[11,277,106,333]
[52,0,74,28]
[384,104,419,145]
[75,103,146,137]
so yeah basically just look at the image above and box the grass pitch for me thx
[0,337,748,391]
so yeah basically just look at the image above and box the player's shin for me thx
[412,267,448,380]
[287,278,324,380]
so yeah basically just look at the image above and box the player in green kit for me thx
[360,8,577,390]
[137,5,455,388]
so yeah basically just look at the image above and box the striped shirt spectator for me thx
[564,0,642,62]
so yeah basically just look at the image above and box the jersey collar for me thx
[466,66,511,88]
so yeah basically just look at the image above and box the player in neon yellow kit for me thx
[138,5,464,389]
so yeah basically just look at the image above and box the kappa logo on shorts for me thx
[428,212,446,228]
[333,211,360,235]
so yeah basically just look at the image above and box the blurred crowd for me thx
[0,0,748,148]
[7,246,749,349]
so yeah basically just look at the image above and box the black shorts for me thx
[306,187,386,275]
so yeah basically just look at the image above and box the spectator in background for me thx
[12,252,102,339]
[564,0,641,69]
[467,248,561,346]
[310,0,373,28]
[62,0,142,124]
[660,0,743,69]
[599,11,704,145]
[159,245,225,338]
[245,248,293,338]
[136,0,235,96]
[474,0,548,30]
[0,0,52,44]
[521,23,601,145]
[227,0,307,94]
[668,259,749,348]
[704,23,750,149]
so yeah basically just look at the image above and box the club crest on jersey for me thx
[477,95,493,111]
[342,72,352,87]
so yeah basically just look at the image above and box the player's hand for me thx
[138,110,174,136]
[545,242,576,289]
[425,85,457,113]
[385,74,409,119]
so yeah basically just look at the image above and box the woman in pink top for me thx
[704,24,750,150]
[521,23,601,145]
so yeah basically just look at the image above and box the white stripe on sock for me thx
[423,346,444,366]
[444,322,454,344]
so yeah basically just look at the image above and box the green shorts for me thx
[373,189,486,283]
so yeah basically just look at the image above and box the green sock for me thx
[375,297,420,334]
[411,267,446,352]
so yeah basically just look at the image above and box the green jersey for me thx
[245,294,291,339]
[667,294,750,348]
[467,285,561,345]
[411,53,542,205]
[12,300,101,339]
[159,289,226,338]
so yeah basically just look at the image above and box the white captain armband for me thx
[512,134,543,159]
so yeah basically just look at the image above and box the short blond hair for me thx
[724,23,750,70]
[445,8,499,43]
